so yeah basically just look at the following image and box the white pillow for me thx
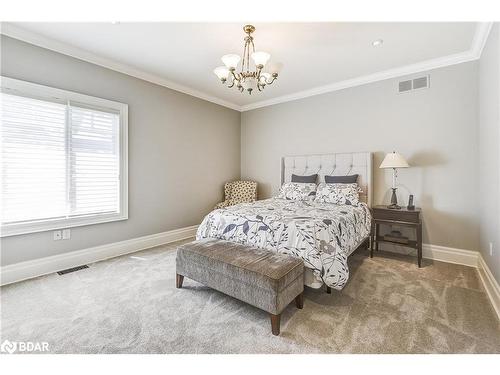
[314,183,360,206]
[277,182,317,201]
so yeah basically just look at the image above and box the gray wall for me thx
[0,36,241,266]
[479,24,500,283]
[1,32,495,278]
[241,62,479,251]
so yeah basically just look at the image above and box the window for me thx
[0,77,128,236]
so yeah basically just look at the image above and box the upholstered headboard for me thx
[281,152,373,207]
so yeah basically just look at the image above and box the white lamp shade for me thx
[379,152,410,169]
[267,62,283,74]
[251,51,271,67]
[213,66,230,80]
[221,54,241,69]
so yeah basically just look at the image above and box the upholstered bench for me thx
[176,239,304,336]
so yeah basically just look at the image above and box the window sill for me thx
[0,212,128,237]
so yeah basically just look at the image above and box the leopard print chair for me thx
[215,180,258,209]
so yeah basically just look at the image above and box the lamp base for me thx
[387,188,401,209]
[387,204,402,210]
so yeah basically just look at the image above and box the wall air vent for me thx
[413,76,429,89]
[398,75,430,93]
[398,80,412,93]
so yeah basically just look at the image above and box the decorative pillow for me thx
[314,183,360,206]
[325,174,358,184]
[277,182,317,201]
[291,174,318,183]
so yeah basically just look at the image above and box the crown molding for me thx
[240,50,477,111]
[1,22,494,113]
[241,22,494,112]
[0,22,242,112]
[470,22,493,58]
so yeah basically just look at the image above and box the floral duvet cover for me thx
[196,198,371,290]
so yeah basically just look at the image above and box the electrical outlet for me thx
[53,230,62,241]
[489,242,493,256]
[62,229,71,240]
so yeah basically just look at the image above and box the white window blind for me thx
[0,77,128,237]
[1,94,68,223]
[69,105,120,217]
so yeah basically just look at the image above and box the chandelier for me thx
[213,25,278,95]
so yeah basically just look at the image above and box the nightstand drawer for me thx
[372,207,420,223]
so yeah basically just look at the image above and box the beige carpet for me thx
[1,238,499,354]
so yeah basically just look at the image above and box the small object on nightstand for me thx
[379,151,410,210]
[407,195,415,210]
[370,205,423,267]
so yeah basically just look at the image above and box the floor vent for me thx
[398,75,430,93]
[57,265,89,275]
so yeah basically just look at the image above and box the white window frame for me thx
[0,76,128,237]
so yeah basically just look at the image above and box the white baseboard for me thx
[422,244,479,267]
[477,254,500,321]
[380,242,479,267]
[0,225,198,286]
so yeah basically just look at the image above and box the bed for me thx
[196,152,373,290]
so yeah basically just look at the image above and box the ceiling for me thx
[1,22,487,111]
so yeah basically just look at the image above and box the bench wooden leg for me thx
[326,286,331,294]
[295,292,304,309]
[270,313,281,336]
[176,274,184,288]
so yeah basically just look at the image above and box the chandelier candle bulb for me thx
[214,25,279,95]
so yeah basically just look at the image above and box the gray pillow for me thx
[291,174,318,183]
[325,174,358,184]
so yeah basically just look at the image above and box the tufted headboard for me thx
[281,152,373,207]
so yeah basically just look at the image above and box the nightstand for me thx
[370,205,422,267]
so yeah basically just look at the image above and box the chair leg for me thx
[295,292,304,309]
[176,274,184,288]
[326,286,331,294]
[270,313,281,336]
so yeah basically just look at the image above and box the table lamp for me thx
[379,151,409,209]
